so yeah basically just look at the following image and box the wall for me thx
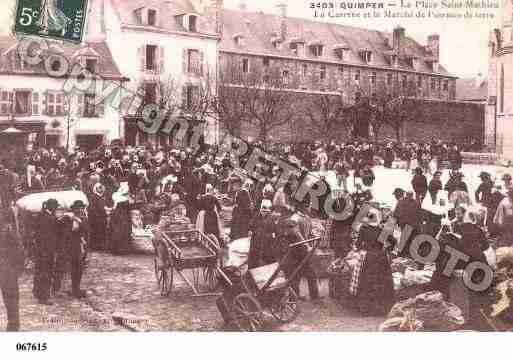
[232,94,484,145]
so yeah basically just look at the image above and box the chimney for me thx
[427,34,440,61]
[238,1,247,11]
[214,0,224,35]
[392,26,405,55]
[277,1,288,41]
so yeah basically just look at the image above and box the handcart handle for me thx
[288,237,318,248]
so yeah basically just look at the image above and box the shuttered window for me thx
[45,92,64,116]
[14,90,31,115]
[0,91,13,115]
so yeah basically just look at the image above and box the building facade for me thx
[0,36,126,152]
[99,0,221,145]
[216,4,456,101]
[487,0,513,159]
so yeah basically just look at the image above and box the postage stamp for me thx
[13,0,88,43]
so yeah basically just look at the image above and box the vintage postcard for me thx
[0,0,512,356]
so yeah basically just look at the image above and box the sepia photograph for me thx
[0,0,512,356]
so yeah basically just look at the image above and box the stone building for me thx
[487,0,513,159]
[0,36,127,152]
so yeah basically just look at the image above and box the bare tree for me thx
[237,66,296,142]
[213,59,249,137]
[301,92,350,141]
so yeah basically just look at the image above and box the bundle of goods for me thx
[486,247,513,326]
[327,251,362,301]
[380,291,465,332]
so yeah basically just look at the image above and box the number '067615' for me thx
[16,343,48,351]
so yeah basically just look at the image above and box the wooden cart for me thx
[152,228,221,297]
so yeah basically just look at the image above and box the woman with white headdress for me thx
[196,184,223,242]
[88,183,109,250]
[230,178,254,240]
[352,206,395,316]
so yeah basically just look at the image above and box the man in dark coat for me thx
[33,198,60,305]
[411,167,428,205]
[56,200,89,298]
[278,218,320,302]
[0,209,25,331]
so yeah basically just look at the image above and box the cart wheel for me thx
[232,293,263,332]
[270,287,299,324]
[203,266,218,292]
[155,258,173,296]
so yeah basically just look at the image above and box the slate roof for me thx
[109,0,218,36]
[216,8,454,77]
[0,36,126,80]
[455,77,488,101]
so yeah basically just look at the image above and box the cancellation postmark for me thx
[14,0,88,43]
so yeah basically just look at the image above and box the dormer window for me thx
[271,37,282,50]
[427,60,439,72]
[359,50,372,63]
[234,34,245,46]
[189,15,197,32]
[333,44,349,60]
[85,58,98,74]
[309,44,323,57]
[289,39,305,56]
[406,56,419,70]
[147,9,157,26]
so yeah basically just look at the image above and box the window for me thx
[290,43,298,55]
[387,73,393,86]
[320,65,326,80]
[370,72,377,85]
[443,80,449,91]
[14,90,31,115]
[263,57,270,67]
[0,91,12,115]
[147,9,157,26]
[187,49,201,74]
[32,92,39,115]
[437,79,441,91]
[310,45,323,57]
[146,45,157,71]
[85,58,98,74]
[242,58,249,73]
[338,65,344,74]
[431,78,436,90]
[402,75,407,88]
[45,92,64,116]
[354,69,360,81]
[282,70,289,84]
[263,74,270,84]
[144,83,157,104]
[302,64,308,77]
[188,15,197,32]
[84,93,97,117]
[184,85,199,110]
[417,75,422,87]
[360,50,372,63]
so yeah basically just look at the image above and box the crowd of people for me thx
[0,136,507,331]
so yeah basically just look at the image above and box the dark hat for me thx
[479,171,490,179]
[434,171,442,176]
[44,198,59,210]
[393,188,405,196]
[70,200,87,209]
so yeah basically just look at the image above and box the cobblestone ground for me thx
[3,164,500,332]
[1,248,383,332]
